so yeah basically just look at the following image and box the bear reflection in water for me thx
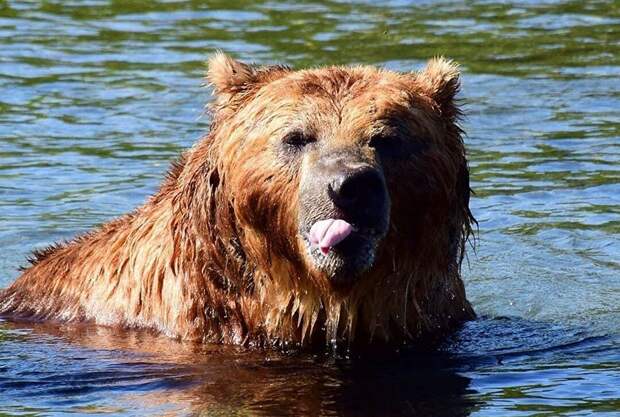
[0,319,479,417]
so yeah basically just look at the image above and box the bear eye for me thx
[369,134,397,150]
[282,131,316,152]
[369,134,427,159]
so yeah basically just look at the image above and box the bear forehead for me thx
[263,67,417,108]
[239,67,436,140]
[242,68,425,124]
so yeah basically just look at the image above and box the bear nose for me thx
[327,167,386,214]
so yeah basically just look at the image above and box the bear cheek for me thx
[386,157,455,267]
[233,172,304,263]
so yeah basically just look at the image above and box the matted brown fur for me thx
[0,53,475,350]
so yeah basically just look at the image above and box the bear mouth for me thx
[302,218,384,285]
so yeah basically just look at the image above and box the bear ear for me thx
[413,57,461,119]
[206,52,258,95]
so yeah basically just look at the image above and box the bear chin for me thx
[304,232,380,286]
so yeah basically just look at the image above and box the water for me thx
[0,0,618,415]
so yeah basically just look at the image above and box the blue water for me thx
[0,1,619,416]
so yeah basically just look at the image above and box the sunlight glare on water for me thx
[0,0,618,416]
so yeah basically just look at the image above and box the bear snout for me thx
[298,152,391,284]
[327,166,388,227]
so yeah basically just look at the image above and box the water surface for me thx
[0,0,619,416]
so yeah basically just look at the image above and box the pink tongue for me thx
[309,219,353,255]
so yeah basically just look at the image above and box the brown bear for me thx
[0,53,475,350]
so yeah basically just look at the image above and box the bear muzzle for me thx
[299,155,390,285]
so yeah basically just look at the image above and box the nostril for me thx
[339,179,358,201]
[327,175,346,203]
[346,169,383,197]
[328,168,384,209]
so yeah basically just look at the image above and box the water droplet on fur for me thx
[329,338,338,352]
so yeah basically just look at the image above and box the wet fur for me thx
[0,53,475,349]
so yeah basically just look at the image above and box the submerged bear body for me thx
[0,54,475,349]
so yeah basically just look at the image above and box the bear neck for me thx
[249,257,474,349]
